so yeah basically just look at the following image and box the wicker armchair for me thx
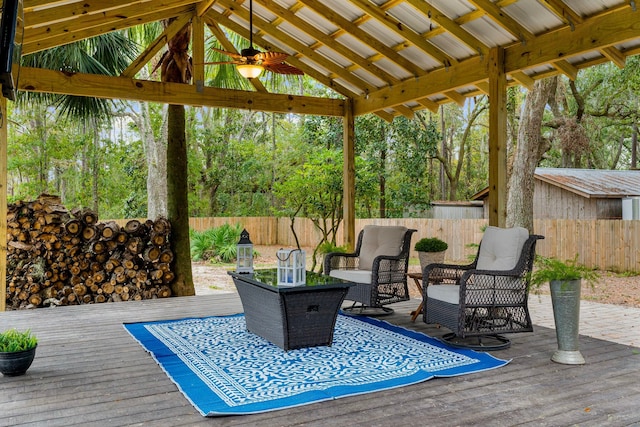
[423,226,544,350]
[324,225,416,315]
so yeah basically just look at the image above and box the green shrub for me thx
[414,237,448,252]
[0,329,38,352]
[317,241,347,255]
[190,223,244,263]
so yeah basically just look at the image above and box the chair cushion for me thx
[358,225,407,270]
[329,269,372,284]
[476,226,529,271]
[426,284,460,304]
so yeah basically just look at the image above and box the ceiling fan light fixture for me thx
[237,63,263,79]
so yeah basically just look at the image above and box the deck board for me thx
[1,293,639,426]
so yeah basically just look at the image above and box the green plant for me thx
[317,241,347,255]
[529,255,600,293]
[189,224,244,263]
[414,237,448,252]
[0,329,38,353]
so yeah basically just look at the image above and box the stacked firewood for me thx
[5,194,174,309]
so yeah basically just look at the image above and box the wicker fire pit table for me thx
[228,269,354,351]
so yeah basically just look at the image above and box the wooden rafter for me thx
[467,0,535,42]
[350,0,457,66]
[405,0,490,57]
[353,5,640,115]
[297,0,424,76]
[23,4,196,54]
[257,0,401,87]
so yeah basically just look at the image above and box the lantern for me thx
[236,229,253,274]
[276,249,306,286]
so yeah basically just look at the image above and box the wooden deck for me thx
[1,293,639,426]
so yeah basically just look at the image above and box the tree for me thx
[506,77,557,231]
[17,32,138,212]
[157,18,195,296]
[433,97,488,201]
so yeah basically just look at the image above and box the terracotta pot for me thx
[418,250,446,272]
[0,345,37,377]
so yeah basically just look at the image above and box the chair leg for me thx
[342,302,394,317]
[440,332,511,351]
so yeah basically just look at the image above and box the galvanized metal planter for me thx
[549,279,585,365]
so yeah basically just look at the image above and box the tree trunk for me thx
[136,102,168,219]
[160,18,194,296]
[167,103,194,296]
[506,77,557,232]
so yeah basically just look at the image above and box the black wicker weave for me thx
[422,234,544,350]
[228,269,353,351]
[324,227,417,315]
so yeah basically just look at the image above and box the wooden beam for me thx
[475,81,490,94]
[196,0,217,17]
[0,95,6,311]
[468,0,535,41]
[444,90,466,107]
[510,71,535,90]
[404,0,490,56]
[192,14,205,92]
[488,47,507,227]
[553,60,578,80]
[353,55,487,115]
[354,6,640,115]
[538,0,583,28]
[504,5,640,71]
[18,67,346,116]
[210,3,378,96]
[343,98,356,251]
[257,0,401,86]
[121,13,193,78]
[297,0,424,76]
[416,97,440,113]
[601,46,627,68]
[349,0,458,66]
[23,4,196,54]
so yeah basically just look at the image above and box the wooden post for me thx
[488,47,507,227]
[343,98,356,250]
[0,95,6,311]
[191,15,205,93]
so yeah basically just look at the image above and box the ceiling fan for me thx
[206,0,303,78]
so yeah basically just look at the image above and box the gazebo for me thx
[1,0,640,310]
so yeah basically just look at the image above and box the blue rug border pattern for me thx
[124,313,509,416]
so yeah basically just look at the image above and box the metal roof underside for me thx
[17,0,640,118]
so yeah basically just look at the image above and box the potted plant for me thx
[529,255,599,365]
[0,329,38,376]
[414,237,448,272]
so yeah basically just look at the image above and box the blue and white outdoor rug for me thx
[124,313,509,417]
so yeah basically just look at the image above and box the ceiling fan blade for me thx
[210,46,246,61]
[202,60,244,66]
[254,51,290,64]
[263,62,304,75]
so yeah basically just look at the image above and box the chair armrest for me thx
[324,252,359,273]
[423,262,475,286]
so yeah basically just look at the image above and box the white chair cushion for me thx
[329,269,372,284]
[426,284,460,305]
[358,225,407,270]
[476,226,529,271]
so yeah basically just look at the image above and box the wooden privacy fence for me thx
[111,217,640,272]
